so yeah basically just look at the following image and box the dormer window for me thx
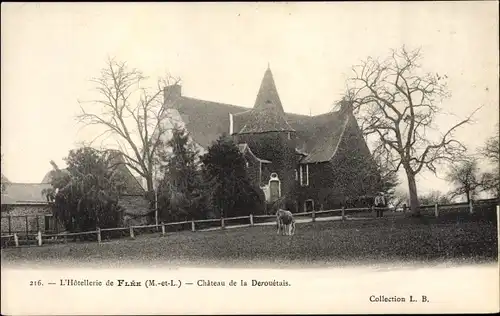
[288,132,291,140]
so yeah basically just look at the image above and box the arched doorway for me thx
[268,173,281,202]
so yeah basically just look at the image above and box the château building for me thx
[159,66,381,212]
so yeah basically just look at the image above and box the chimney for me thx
[50,160,59,171]
[164,84,182,105]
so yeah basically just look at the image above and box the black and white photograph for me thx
[1,2,498,314]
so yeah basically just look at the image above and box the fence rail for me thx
[1,199,497,248]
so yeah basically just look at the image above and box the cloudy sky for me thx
[1,2,498,196]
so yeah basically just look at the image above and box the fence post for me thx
[14,233,19,247]
[129,226,135,239]
[221,217,225,230]
[97,228,101,244]
[312,208,316,222]
[341,207,346,221]
[191,220,196,232]
[36,215,40,233]
[161,223,166,237]
[250,214,254,227]
[37,230,42,246]
[8,215,12,235]
[434,203,439,217]
[469,200,474,214]
[371,205,376,218]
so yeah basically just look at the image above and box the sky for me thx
[1,2,498,196]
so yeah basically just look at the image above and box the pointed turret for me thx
[253,65,285,114]
[238,66,295,134]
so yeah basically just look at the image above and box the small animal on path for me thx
[276,209,296,236]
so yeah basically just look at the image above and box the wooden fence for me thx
[1,199,498,249]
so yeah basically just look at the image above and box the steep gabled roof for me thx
[1,183,52,205]
[299,113,350,163]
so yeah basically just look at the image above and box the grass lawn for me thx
[2,208,497,268]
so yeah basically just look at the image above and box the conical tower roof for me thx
[238,66,295,134]
[253,66,284,114]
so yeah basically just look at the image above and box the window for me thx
[288,132,291,140]
[300,164,309,187]
[295,169,298,181]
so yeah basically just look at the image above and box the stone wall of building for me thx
[0,204,55,235]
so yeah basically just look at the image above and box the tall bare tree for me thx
[77,57,180,197]
[345,46,478,215]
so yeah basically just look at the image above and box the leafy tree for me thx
[156,126,205,222]
[418,190,452,206]
[446,158,481,203]
[201,135,265,218]
[48,147,126,233]
[479,127,499,197]
[333,152,398,209]
[346,46,478,216]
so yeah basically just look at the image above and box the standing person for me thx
[374,192,387,217]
